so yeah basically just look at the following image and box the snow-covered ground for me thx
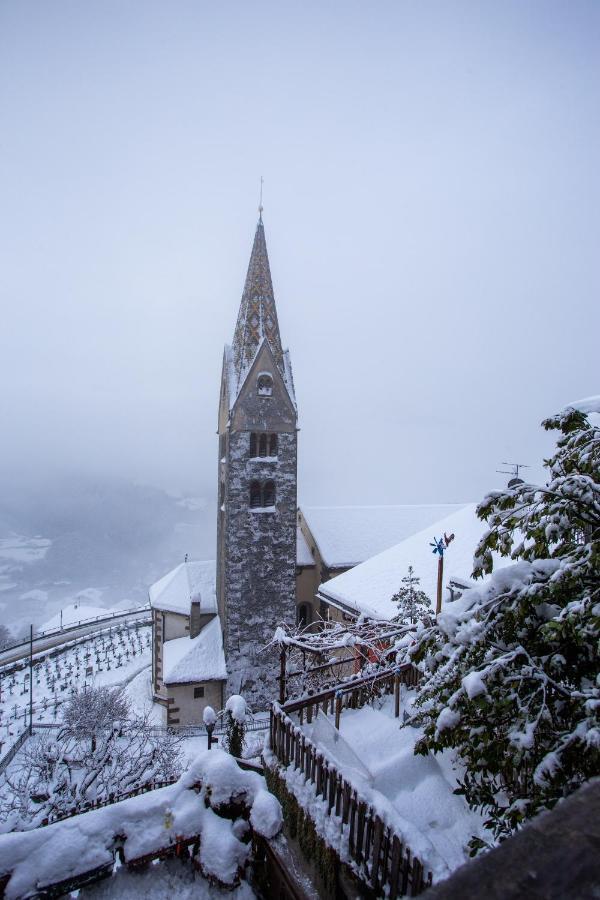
[0,624,153,755]
[297,692,485,879]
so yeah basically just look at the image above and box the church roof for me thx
[149,560,216,616]
[300,504,467,569]
[227,217,295,408]
[318,504,514,620]
[162,615,227,685]
[296,525,315,567]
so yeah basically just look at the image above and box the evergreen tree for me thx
[223,695,247,758]
[391,566,432,624]
[406,402,600,851]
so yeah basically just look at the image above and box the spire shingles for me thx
[231,218,284,379]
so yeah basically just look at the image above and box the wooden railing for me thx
[269,663,432,898]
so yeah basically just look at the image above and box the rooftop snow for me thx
[319,504,513,620]
[162,615,227,685]
[149,560,216,616]
[301,504,467,569]
[296,526,315,567]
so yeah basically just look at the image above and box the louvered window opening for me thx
[249,432,278,458]
[249,480,276,508]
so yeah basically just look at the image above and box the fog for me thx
[1,1,599,515]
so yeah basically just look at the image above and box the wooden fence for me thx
[269,663,432,898]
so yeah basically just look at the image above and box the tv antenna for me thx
[496,462,530,479]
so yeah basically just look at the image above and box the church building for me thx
[216,214,298,710]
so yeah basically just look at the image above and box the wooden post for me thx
[335,691,342,730]
[436,554,444,615]
[394,672,400,719]
[279,647,286,704]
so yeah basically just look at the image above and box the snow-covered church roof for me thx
[300,504,467,569]
[149,560,216,616]
[162,615,227,685]
[318,504,514,620]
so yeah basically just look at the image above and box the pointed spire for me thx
[231,217,284,379]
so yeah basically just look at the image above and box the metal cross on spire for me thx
[258,176,264,219]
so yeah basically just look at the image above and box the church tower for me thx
[216,214,297,710]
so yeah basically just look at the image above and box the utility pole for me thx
[29,624,33,734]
[430,533,455,615]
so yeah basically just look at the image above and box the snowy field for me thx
[297,691,485,879]
[0,624,153,759]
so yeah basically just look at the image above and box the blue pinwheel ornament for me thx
[430,532,455,556]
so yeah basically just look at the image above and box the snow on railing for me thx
[268,663,431,898]
[0,750,281,898]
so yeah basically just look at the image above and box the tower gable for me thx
[231,339,296,433]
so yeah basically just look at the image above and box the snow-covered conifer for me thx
[223,695,247,758]
[391,566,432,624]
[406,402,600,850]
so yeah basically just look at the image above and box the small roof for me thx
[162,615,227,685]
[318,504,513,621]
[301,504,467,569]
[149,560,216,616]
[296,526,315,567]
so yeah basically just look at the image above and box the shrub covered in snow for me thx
[406,403,600,850]
[1,687,182,830]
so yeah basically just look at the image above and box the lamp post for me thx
[203,705,216,750]
[430,532,455,615]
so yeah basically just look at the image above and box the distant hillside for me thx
[0,474,215,633]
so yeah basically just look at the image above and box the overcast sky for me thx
[1,1,598,509]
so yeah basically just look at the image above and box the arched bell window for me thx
[249,433,257,457]
[259,434,268,457]
[257,373,273,397]
[269,433,278,456]
[263,480,276,507]
[249,481,262,509]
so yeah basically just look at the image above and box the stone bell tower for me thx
[216,214,297,711]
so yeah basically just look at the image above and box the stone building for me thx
[216,214,298,710]
[150,560,226,725]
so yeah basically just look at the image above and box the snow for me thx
[0,624,153,739]
[149,560,216,616]
[319,504,514,620]
[564,393,600,427]
[79,857,256,898]
[301,504,467,569]
[39,602,112,633]
[296,526,314,567]
[225,694,247,724]
[249,790,283,838]
[292,694,485,879]
[203,705,217,727]
[162,616,227,685]
[0,749,280,897]
[461,671,487,700]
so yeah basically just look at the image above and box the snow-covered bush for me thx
[1,687,183,830]
[407,402,600,851]
[391,565,432,624]
[62,685,129,751]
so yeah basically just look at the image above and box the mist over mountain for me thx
[0,472,216,634]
